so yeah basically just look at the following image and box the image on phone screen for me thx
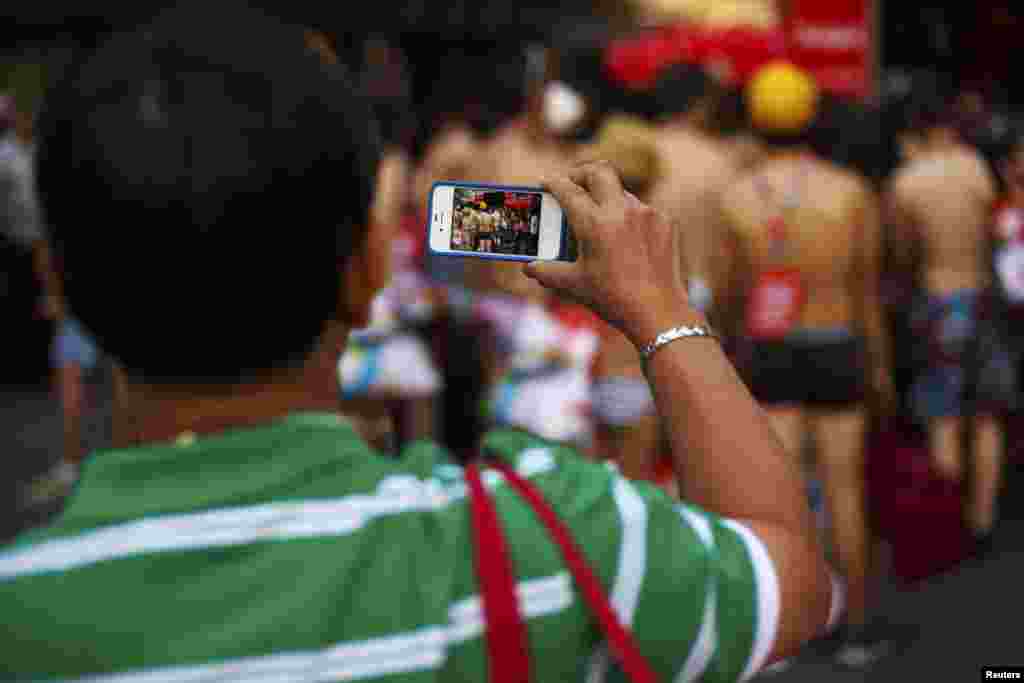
[450,188,543,257]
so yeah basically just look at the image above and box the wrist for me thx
[624,301,708,351]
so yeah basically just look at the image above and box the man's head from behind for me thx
[36,4,382,387]
[882,69,957,160]
[650,62,716,127]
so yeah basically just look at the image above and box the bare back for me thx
[413,124,477,212]
[722,152,870,329]
[888,143,996,294]
[466,121,573,300]
[648,125,740,283]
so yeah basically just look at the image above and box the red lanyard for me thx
[466,459,659,683]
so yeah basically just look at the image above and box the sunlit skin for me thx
[717,145,890,628]
[886,127,1000,537]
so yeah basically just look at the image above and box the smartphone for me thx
[428,181,572,262]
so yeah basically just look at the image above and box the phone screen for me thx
[430,184,565,261]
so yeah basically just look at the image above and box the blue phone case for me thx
[426,180,573,262]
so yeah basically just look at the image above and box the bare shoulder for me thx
[954,143,998,199]
[717,169,757,230]
[830,164,876,205]
[885,159,925,200]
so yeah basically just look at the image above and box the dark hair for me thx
[757,129,813,149]
[969,112,1022,196]
[894,69,956,133]
[707,87,748,137]
[36,4,382,385]
[650,63,715,120]
[810,95,890,186]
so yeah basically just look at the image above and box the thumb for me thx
[523,261,582,296]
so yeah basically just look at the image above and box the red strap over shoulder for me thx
[465,463,533,683]
[488,459,659,683]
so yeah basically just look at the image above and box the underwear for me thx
[909,290,1019,419]
[746,328,866,407]
[51,317,100,371]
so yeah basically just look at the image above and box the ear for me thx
[338,220,391,330]
[337,150,407,328]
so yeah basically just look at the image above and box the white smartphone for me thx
[428,181,573,262]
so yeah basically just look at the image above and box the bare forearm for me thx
[635,310,815,533]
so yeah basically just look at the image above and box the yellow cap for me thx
[745,61,819,135]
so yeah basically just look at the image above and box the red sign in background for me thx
[786,0,875,99]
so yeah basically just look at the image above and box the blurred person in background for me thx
[575,115,671,490]
[715,61,892,669]
[1,92,98,479]
[648,62,743,318]
[884,76,1004,547]
[0,6,837,679]
[306,29,443,452]
[461,47,604,451]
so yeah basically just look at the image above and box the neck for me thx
[926,126,959,149]
[112,323,353,448]
[765,144,812,160]
[661,115,695,132]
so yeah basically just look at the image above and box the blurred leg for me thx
[766,405,805,459]
[969,415,1003,536]
[814,408,869,627]
[929,416,963,482]
[56,362,86,465]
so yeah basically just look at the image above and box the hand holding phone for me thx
[523,162,694,345]
[428,182,572,262]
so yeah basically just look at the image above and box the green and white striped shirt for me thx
[0,413,778,682]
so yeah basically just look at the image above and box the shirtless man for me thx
[716,62,891,662]
[1,97,110,470]
[462,49,605,450]
[465,49,575,299]
[648,63,743,316]
[476,209,494,253]
[574,115,669,484]
[885,84,1002,543]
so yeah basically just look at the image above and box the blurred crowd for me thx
[3,0,1024,675]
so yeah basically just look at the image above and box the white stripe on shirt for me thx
[585,476,649,683]
[61,573,573,683]
[0,454,558,581]
[724,520,781,683]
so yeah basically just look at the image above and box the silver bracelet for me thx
[639,323,718,361]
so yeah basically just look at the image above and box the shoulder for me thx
[718,172,754,222]
[828,165,874,208]
[960,146,998,199]
[886,161,923,199]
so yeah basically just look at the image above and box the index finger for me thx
[542,173,597,226]
[568,161,626,208]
